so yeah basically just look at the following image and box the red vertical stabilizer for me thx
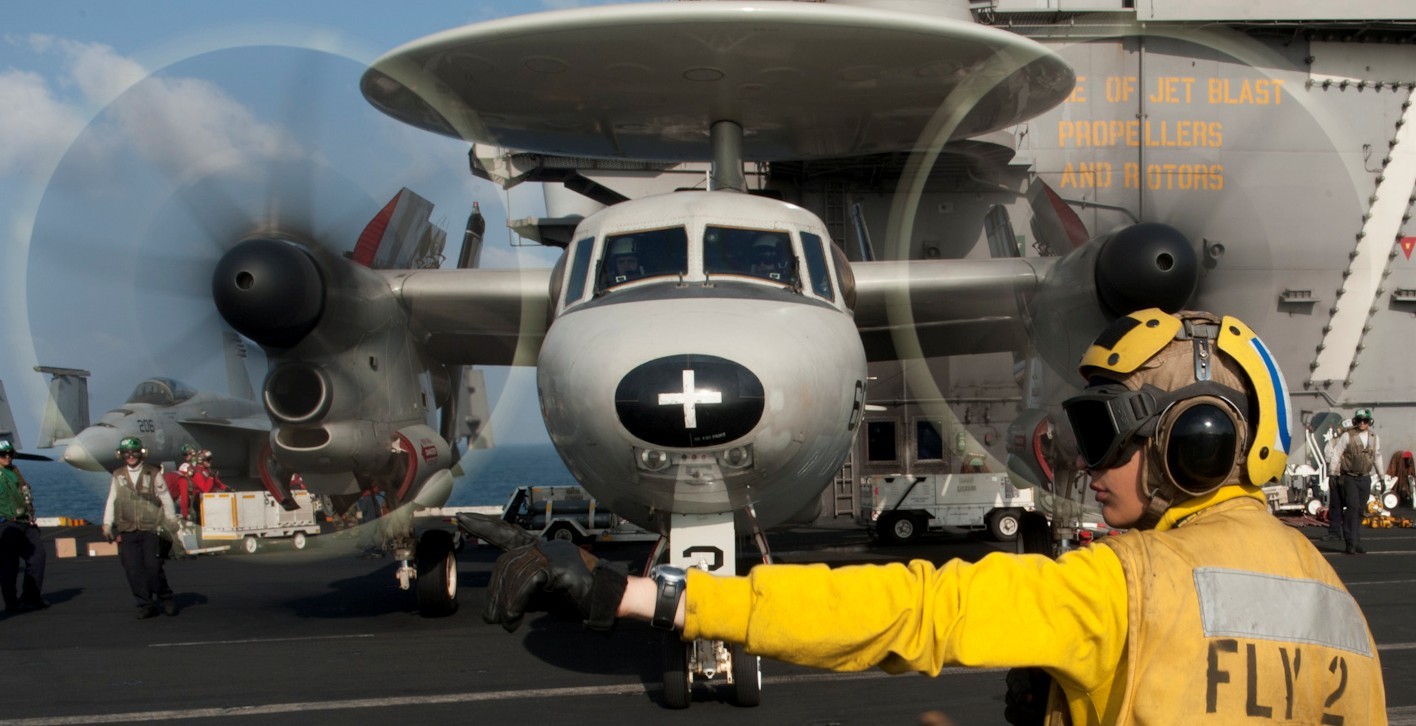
[352,187,443,269]
[351,192,403,267]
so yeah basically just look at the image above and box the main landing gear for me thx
[394,527,461,618]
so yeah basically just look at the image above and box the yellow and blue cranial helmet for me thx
[1067,308,1292,491]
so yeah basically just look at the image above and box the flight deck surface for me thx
[6,519,1416,725]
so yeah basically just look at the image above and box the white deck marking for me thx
[0,668,1001,725]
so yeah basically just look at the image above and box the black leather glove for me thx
[457,512,538,551]
[458,513,628,633]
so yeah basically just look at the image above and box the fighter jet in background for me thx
[50,331,271,482]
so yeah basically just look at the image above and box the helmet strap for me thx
[1136,441,1179,530]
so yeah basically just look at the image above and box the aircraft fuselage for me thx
[537,191,867,533]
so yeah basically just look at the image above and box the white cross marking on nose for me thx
[658,369,721,429]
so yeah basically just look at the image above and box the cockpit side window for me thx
[704,226,796,285]
[564,236,595,305]
[597,227,688,291]
[800,232,836,302]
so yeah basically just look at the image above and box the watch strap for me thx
[651,568,686,630]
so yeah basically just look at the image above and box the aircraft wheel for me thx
[292,531,308,550]
[543,522,583,545]
[1016,511,1051,555]
[877,512,920,546]
[416,529,459,618]
[663,634,691,709]
[730,642,762,707]
[242,536,258,554]
[989,509,1022,542]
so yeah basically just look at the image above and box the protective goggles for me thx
[1062,384,1160,471]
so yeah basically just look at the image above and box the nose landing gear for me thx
[653,509,769,709]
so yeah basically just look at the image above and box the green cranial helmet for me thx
[116,436,146,460]
[181,443,197,457]
[0,440,13,454]
[1354,408,1375,424]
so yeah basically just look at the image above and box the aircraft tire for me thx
[1015,511,1050,555]
[877,512,921,546]
[663,634,691,709]
[416,529,459,618]
[988,509,1022,543]
[730,642,762,707]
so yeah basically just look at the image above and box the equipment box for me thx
[200,491,320,554]
[87,541,118,557]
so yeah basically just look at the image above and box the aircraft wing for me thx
[392,267,553,366]
[394,260,1057,365]
[851,257,1052,362]
[177,416,272,433]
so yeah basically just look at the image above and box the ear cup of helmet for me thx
[1151,396,1246,497]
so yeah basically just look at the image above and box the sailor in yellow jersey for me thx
[473,309,1386,724]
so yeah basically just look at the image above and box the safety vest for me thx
[1066,497,1385,724]
[113,464,166,533]
[1340,431,1379,476]
[0,466,26,520]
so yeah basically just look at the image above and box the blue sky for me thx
[0,1,636,449]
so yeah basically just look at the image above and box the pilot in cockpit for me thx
[607,237,642,284]
[749,234,788,280]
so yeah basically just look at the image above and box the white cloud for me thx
[107,72,306,183]
[5,34,305,186]
[31,35,147,109]
[0,68,86,176]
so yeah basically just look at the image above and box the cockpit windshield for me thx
[126,378,197,405]
[704,226,795,285]
[597,226,689,290]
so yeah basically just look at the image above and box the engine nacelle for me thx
[215,235,453,508]
[1027,222,1198,377]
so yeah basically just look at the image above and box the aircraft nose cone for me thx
[62,441,106,472]
[615,355,764,448]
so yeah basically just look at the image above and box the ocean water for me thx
[19,443,576,524]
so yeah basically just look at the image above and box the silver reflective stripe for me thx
[1194,567,1372,656]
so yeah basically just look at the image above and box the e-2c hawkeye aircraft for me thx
[198,1,1220,706]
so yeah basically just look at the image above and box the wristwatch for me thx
[648,564,688,630]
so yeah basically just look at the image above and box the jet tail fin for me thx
[33,366,91,449]
[462,368,494,451]
[223,331,255,401]
[984,205,1021,259]
[1027,180,1090,256]
[0,379,21,449]
[350,188,447,270]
